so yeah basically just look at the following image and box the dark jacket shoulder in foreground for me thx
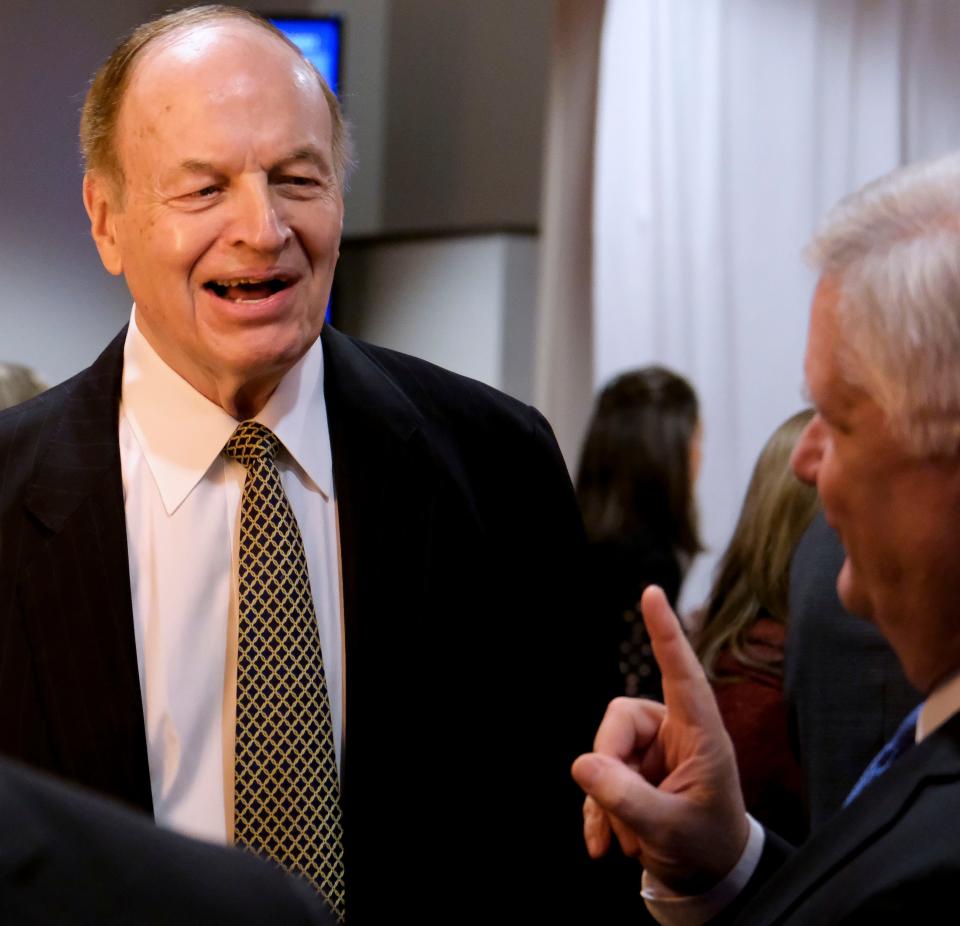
[0,757,332,925]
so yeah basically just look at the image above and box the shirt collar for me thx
[918,667,960,742]
[121,307,332,515]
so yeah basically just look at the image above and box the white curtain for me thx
[593,0,960,613]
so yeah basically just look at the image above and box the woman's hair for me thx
[0,363,47,411]
[576,366,702,561]
[695,408,819,679]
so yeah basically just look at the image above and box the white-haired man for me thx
[574,153,960,923]
[0,6,597,921]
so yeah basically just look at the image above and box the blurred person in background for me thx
[577,366,703,704]
[575,366,703,923]
[694,408,818,844]
[786,512,918,830]
[0,362,47,410]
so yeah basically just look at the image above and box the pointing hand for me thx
[571,586,750,893]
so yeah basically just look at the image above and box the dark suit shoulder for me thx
[0,329,125,507]
[734,713,960,924]
[0,379,75,501]
[334,330,547,438]
[0,757,331,925]
[785,512,918,828]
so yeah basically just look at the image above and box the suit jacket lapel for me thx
[320,326,439,915]
[738,709,960,924]
[16,329,152,812]
[320,325,435,733]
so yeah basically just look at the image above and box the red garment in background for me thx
[712,617,807,844]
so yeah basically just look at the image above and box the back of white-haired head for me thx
[807,152,960,457]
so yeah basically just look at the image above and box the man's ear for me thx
[83,171,124,276]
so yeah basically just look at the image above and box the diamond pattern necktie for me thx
[843,702,923,807]
[225,420,345,921]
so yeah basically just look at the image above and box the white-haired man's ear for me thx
[83,172,124,277]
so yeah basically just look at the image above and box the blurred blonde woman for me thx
[694,408,818,843]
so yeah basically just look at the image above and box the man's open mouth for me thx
[204,277,293,303]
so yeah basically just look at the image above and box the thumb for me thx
[571,752,672,842]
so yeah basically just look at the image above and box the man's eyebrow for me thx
[273,147,331,171]
[170,150,330,173]
[163,150,332,185]
[174,159,223,175]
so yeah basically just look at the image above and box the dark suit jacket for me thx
[0,757,332,925]
[0,326,601,921]
[731,710,960,923]
[785,512,918,829]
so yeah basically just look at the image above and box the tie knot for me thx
[225,421,281,468]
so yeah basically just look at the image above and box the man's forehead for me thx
[806,276,887,429]
[804,278,839,380]
[115,20,327,161]
[128,20,313,101]
[805,277,852,401]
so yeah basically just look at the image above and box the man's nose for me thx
[791,414,824,486]
[229,179,290,253]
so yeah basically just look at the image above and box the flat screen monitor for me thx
[269,15,342,97]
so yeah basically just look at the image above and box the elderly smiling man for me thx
[0,6,596,921]
[574,153,960,923]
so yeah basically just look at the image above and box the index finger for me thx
[640,585,721,728]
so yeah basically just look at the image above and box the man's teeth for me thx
[207,277,288,302]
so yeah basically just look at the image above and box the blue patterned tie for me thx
[843,703,923,807]
[225,421,345,921]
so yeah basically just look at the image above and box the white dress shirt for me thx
[119,309,342,845]
[644,674,959,925]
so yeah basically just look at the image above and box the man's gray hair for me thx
[806,152,960,457]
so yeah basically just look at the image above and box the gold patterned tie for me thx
[225,421,346,921]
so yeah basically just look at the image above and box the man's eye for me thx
[190,185,221,198]
[280,176,318,187]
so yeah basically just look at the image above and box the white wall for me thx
[336,233,538,402]
[328,0,550,408]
